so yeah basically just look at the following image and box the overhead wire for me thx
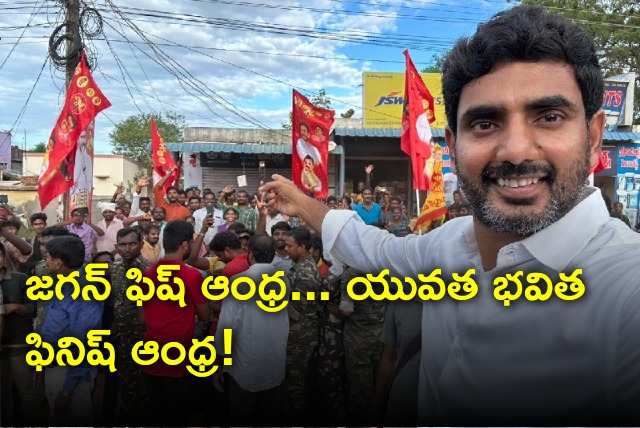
[103,0,277,131]
[0,0,47,70]
[10,53,49,133]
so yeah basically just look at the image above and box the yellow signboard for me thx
[362,72,446,129]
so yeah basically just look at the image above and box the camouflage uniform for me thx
[283,255,321,424]
[340,266,386,425]
[33,260,50,333]
[317,270,347,424]
[112,257,151,425]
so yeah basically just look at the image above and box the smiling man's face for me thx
[447,60,604,235]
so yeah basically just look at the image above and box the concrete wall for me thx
[184,127,291,144]
[23,153,144,198]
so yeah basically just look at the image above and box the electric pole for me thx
[62,0,80,219]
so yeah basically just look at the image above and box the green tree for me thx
[516,0,640,123]
[29,142,47,153]
[421,52,447,73]
[110,112,184,167]
[341,108,355,118]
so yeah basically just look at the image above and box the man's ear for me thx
[445,126,457,175]
[588,110,605,170]
[49,257,63,273]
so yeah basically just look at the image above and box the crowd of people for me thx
[0,161,445,426]
[3,4,640,426]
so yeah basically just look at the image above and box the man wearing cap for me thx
[95,202,124,256]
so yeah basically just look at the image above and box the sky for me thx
[0,0,511,162]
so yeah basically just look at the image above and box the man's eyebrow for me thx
[525,95,579,112]
[460,105,505,124]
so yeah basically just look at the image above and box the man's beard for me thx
[454,141,591,235]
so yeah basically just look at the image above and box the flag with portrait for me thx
[292,89,334,199]
[38,51,111,209]
[413,145,447,233]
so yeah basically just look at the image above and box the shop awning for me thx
[161,142,343,155]
[334,128,640,142]
[603,132,640,141]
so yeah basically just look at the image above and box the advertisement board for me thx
[363,72,446,129]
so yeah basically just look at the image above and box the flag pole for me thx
[416,188,422,235]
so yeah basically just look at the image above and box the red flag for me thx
[589,151,608,175]
[401,49,436,191]
[151,117,179,193]
[292,90,334,199]
[38,51,111,209]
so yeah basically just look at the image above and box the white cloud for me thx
[0,0,506,154]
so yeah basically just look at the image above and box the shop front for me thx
[596,136,640,226]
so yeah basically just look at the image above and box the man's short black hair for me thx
[326,195,338,204]
[30,212,47,223]
[45,236,85,269]
[162,220,194,253]
[286,227,311,249]
[167,186,179,194]
[210,231,242,252]
[143,223,160,234]
[271,221,292,235]
[227,222,245,233]
[309,233,323,254]
[92,251,114,262]
[442,5,603,135]
[41,226,71,238]
[139,196,151,204]
[361,185,373,194]
[117,227,142,242]
[248,233,276,263]
[118,201,131,208]
[2,218,21,231]
[189,196,201,203]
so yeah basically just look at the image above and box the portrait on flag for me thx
[291,90,334,199]
[38,51,111,210]
[413,145,447,234]
[69,121,95,214]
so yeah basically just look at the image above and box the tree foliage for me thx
[517,0,640,123]
[110,112,184,167]
[421,52,447,73]
[29,142,47,153]
[341,108,355,118]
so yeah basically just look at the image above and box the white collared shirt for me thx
[214,263,290,392]
[193,206,224,245]
[322,187,640,425]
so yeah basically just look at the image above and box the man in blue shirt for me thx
[354,186,382,225]
[40,235,103,425]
